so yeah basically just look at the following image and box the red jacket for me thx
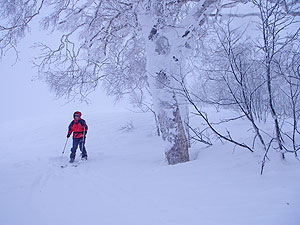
[68,111,88,139]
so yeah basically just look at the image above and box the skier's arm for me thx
[80,120,88,135]
[67,121,74,138]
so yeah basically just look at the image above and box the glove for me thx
[67,133,71,138]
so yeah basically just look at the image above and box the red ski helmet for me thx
[73,111,82,119]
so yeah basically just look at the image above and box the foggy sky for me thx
[0,26,125,122]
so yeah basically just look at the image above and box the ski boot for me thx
[81,154,88,161]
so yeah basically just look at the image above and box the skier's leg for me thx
[70,138,80,161]
[79,138,88,159]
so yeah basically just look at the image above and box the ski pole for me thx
[60,138,69,167]
[82,126,86,155]
[62,138,69,155]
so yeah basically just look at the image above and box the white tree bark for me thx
[139,13,190,164]
[137,0,220,164]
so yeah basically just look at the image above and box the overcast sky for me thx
[0,24,126,122]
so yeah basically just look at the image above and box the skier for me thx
[67,111,88,163]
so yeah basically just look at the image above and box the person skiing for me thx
[67,111,88,163]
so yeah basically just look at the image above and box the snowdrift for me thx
[0,111,299,225]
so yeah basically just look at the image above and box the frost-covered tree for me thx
[1,0,231,165]
[33,0,221,165]
[252,0,300,157]
[193,20,269,151]
[0,0,44,58]
[182,0,300,172]
[4,0,297,165]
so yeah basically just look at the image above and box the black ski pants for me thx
[70,137,87,159]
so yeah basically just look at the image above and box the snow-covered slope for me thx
[0,111,299,225]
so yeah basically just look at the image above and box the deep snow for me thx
[0,110,299,225]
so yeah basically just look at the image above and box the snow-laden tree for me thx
[1,0,230,165]
[252,0,300,157]
[0,0,44,58]
[33,0,220,165]
[3,0,298,165]
[182,0,300,171]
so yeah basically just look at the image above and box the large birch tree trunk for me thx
[138,0,219,164]
[140,14,190,165]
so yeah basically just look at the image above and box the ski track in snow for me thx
[0,111,300,225]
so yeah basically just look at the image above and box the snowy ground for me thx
[0,110,300,225]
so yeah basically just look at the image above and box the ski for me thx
[60,163,79,168]
[60,159,87,168]
[72,162,81,167]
